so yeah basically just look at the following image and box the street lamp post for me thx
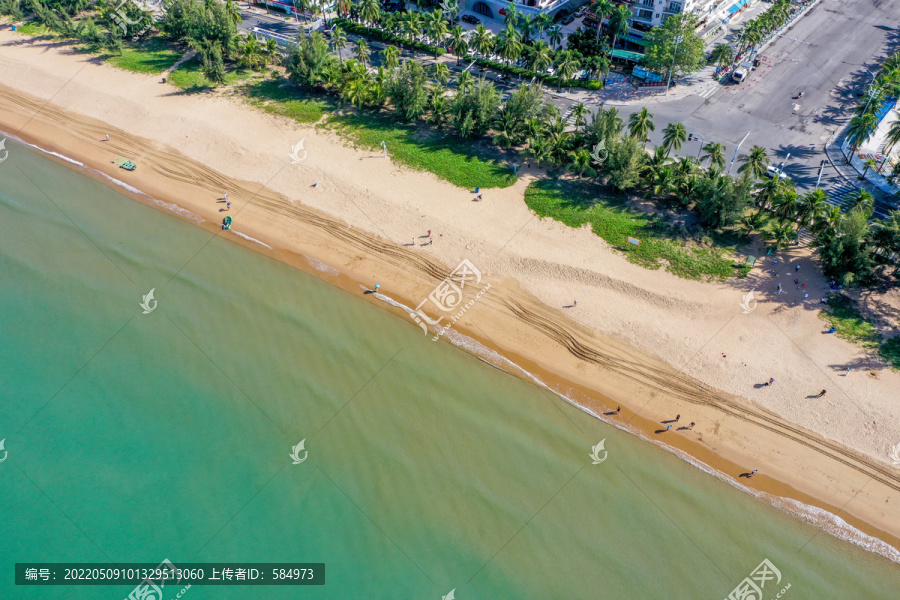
[727,131,751,175]
[688,132,705,159]
[665,34,683,98]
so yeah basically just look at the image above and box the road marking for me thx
[697,87,716,98]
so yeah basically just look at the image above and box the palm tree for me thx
[400,10,422,45]
[358,0,381,34]
[847,189,874,215]
[662,122,687,157]
[533,13,551,42]
[570,102,588,129]
[701,141,725,169]
[738,145,769,179]
[754,175,783,211]
[455,70,473,94]
[503,1,519,28]
[770,223,797,251]
[883,114,900,154]
[628,107,655,144]
[846,112,878,152]
[553,51,580,92]
[547,25,563,50]
[381,44,400,71]
[472,24,494,58]
[567,148,597,178]
[423,9,448,56]
[496,26,523,67]
[797,189,827,229]
[238,35,263,70]
[528,41,552,74]
[493,109,519,156]
[709,44,734,69]
[264,38,279,64]
[772,189,799,224]
[355,38,370,66]
[432,62,450,86]
[330,26,347,62]
[608,5,631,52]
[336,0,351,18]
[448,26,468,65]
[591,0,614,41]
[224,0,242,26]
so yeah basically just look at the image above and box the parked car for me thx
[461,14,480,24]
[766,165,790,181]
[562,14,576,25]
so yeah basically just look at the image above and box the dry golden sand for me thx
[1,29,899,553]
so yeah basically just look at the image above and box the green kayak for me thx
[222,215,232,230]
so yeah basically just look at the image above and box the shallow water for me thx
[1,139,898,599]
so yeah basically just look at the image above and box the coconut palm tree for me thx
[797,189,828,229]
[772,188,799,223]
[503,1,519,28]
[493,109,519,155]
[846,112,878,152]
[628,107,655,144]
[709,44,734,69]
[591,0,614,41]
[448,26,468,65]
[519,15,536,43]
[883,114,900,154]
[701,141,725,169]
[769,223,797,250]
[642,145,671,181]
[567,148,596,178]
[738,145,769,179]
[547,25,563,50]
[400,10,422,44]
[608,5,631,52]
[225,0,242,26]
[553,51,580,92]
[496,26,523,67]
[432,62,451,86]
[330,26,348,62]
[570,102,588,129]
[381,44,400,71]
[336,0,351,18]
[527,40,552,74]
[533,12,551,42]
[754,175,783,211]
[662,122,687,157]
[358,0,381,34]
[354,38,370,66]
[455,69,473,94]
[847,189,874,215]
[472,24,494,58]
[423,9,448,56]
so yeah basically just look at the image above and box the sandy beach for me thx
[1,28,899,554]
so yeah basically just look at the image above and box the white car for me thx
[766,165,790,181]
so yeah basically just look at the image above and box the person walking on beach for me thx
[374,284,380,292]
[816,389,827,397]
[427,230,431,238]
[688,422,695,430]
[749,469,757,478]
[615,406,620,414]
[766,377,775,386]
[105,134,110,142]
[226,202,231,211]
[665,425,671,433]
[675,414,680,422]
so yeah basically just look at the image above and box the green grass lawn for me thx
[325,112,518,189]
[169,55,256,91]
[524,178,751,281]
[241,78,328,123]
[819,294,900,369]
[108,38,184,75]
[13,22,53,36]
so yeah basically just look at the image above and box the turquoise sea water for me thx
[0,138,898,599]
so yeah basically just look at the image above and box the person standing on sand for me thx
[374,284,380,292]
[675,414,680,422]
[817,389,827,397]
[105,134,110,141]
[749,469,757,477]
[665,425,671,433]
[766,377,775,386]
[688,422,695,430]
[615,406,620,414]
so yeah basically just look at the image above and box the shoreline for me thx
[2,39,899,562]
[5,117,900,565]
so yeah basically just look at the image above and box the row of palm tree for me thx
[733,0,793,58]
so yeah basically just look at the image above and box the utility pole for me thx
[815,159,826,189]
[728,131,751,175]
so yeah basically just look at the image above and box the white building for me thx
[629,0,749,31]
[463,0,582,23]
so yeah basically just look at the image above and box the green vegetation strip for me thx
[524,178,750,281]
[241,79,327,123]
[325,112,517,190]
[819,294,900,369]
[108,38,184,75]
[169,55,255,91]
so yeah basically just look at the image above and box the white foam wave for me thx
[0,131,205,224]
[305,256,340,275]
[233,231,272,249]
[367,285,900,565]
